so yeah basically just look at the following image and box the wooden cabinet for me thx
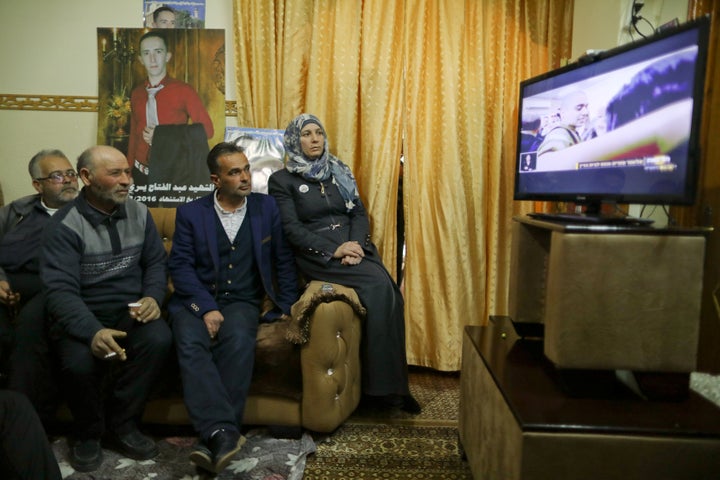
[459,319,720,480]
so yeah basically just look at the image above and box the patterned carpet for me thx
[350,367,463,426]
[304,367,472,479]
[305,423,468,479]
[51,367,469,479]
[691,371,720,407]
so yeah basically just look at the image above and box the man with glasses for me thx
[0,149,78,427]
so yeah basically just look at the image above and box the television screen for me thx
[513,16,710,217]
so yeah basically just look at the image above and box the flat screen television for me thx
[513,15,710,224]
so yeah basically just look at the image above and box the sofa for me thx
[137,207,365,433]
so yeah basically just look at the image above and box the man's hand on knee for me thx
[130,297,161,323]
[91,328,128,361]
[0,280,20,306]
[202,310,224,339]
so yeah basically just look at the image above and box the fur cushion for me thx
[287,288,366,344]
[249,317,303,400]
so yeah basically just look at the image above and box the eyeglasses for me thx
[35,170,78,183]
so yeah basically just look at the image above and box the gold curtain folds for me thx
[234,0,572,371]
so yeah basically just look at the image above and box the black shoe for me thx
[208,429,245,473]
[189,440,213,472]
[70,438,103,472]
[105,426,159,460]
[370,394,422,414]
[401,394,422,414]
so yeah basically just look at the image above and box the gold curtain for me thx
[234,0,573,371]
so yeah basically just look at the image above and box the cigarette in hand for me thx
[104,348,126,359]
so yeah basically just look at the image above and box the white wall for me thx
[573,0,688,60]
[0,0,236,204]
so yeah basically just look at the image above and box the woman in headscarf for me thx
[268,114,419,414]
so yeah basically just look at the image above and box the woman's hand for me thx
[334,241,364,262]
[341,255,363,266]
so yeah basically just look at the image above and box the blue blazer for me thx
[167,192,298,321]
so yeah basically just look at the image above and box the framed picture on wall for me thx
[143,1,207,29]
[97,27,225,207]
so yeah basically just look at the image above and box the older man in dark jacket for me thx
[0,149,78,424]
[41,145,171,473]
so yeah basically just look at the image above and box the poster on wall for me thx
[143,1,207,29]
[225,127,286,194]
[97,27,225,207]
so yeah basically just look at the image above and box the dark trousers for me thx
[0,310,12,380]
[7,292,60,424]
[0,390,61,480]
[0,274,42,376]
[171,301,259,442]
[51,314,172,439]
[0,273,59,424]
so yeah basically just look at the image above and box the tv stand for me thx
[527,211,654,226]
[509,216,710,371]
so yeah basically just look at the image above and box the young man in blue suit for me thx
[167,142,298,474]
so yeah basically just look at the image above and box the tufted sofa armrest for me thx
[292,281,363,432]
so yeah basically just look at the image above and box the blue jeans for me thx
[171,301,259,441]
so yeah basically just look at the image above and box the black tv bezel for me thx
[512,15,711,210]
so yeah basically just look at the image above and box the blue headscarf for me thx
[283,113,359,211]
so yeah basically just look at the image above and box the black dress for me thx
[268,168,409,396]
